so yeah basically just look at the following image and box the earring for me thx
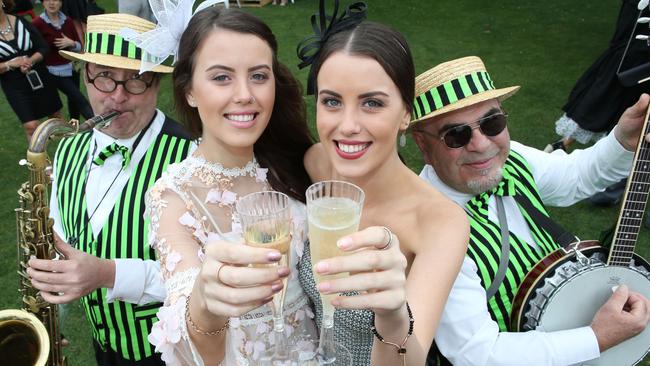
[399,133,407,148]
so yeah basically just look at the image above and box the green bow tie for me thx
[93,142,131,168]
[471,168,516,207]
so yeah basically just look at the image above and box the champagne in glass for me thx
[306,181,364,364]
[237,191,293,360]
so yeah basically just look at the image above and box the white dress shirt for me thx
[420,129,634,366]
[49,110,196,305]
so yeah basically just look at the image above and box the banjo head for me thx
[528,254,650,365]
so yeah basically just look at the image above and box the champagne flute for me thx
[306,180,365,364]
[236,191,293,360]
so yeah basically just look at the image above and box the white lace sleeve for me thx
[145,179,207,366]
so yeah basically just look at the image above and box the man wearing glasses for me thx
[410,56,650,365]
[26,13,193,366]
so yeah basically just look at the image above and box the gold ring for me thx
[377,226,393,250]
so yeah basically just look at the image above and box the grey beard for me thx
[466,168,504,195]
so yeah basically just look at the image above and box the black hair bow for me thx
[296,0,367,95]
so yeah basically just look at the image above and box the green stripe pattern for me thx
[54,125,191,361]
[463,151,560,331]
[412,71,495,120]
[85,32,142,61]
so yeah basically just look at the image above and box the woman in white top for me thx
[145,7,317,365]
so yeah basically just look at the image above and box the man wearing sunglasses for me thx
[411,56,650,366]
[25,14,194,366]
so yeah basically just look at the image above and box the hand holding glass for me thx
[306,180,364,364]
[236,191,293,361]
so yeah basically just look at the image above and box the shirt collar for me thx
[40,11,67,29]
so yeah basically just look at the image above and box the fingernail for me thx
[271,283,283,292]
[30,255,36,260]
[612,285,620,293]
[318,282,331,293]
[267,251,281,261]
[315,261,329,274]
[277,267,290,277]
[337,237,352,250]
[331,298,340,307]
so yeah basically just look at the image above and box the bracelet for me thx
[184,295,229,336]
[370,302,414,364]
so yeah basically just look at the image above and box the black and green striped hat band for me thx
[84,31,142,60]
[409,56,520,125]
[59,13,173,73]
[412,71,495,121]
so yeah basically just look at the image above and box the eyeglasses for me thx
[416,112,508,149]
[85,64,154,95]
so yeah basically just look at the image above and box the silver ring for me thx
[377,226,393,250]
[216,262,228,284]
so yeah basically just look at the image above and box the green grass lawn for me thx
[2,0,649,364]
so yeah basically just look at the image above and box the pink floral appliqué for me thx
[255,167,268,182]
[165,251,182,273]
[244,340,266,361]
[205,189,237,206]
[178,212,198,229]
[148,298,185,365]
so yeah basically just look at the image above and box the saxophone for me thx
[0,111,119,366]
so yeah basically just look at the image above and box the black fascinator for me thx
[296,0,367,95]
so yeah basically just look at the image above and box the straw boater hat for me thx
[410,56,519,126]
[60,14,173,73]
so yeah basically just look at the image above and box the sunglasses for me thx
[417,112,508,149]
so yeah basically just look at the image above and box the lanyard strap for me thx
[485,196,511,300]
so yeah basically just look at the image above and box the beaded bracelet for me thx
[370,302,414,365]
[185,295,229,336]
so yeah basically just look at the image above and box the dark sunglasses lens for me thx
[480,114,507,136]
[444,126,473,148]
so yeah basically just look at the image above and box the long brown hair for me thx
[173,7,313,202]
[3,0,14,12]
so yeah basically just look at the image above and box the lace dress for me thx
[145,155,317,365]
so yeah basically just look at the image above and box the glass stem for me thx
[272,314,289,358]
[318,313,336,364]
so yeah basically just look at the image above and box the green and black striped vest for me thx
[464,151,561,331]
[54,116,192,361]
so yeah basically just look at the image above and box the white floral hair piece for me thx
[120,0,227,73]
[639,0,649,10]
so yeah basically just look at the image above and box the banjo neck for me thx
[608,104,650,267]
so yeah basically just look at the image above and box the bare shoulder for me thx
[410,178,469,252]
[304,143,331,182]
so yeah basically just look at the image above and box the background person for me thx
[33,0,93,120]
[0,0,62,141]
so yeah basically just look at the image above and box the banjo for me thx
[509,104,650,365]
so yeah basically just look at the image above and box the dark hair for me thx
[173,7,313,202]
[312,22,415,112]
[3,0,14,12]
